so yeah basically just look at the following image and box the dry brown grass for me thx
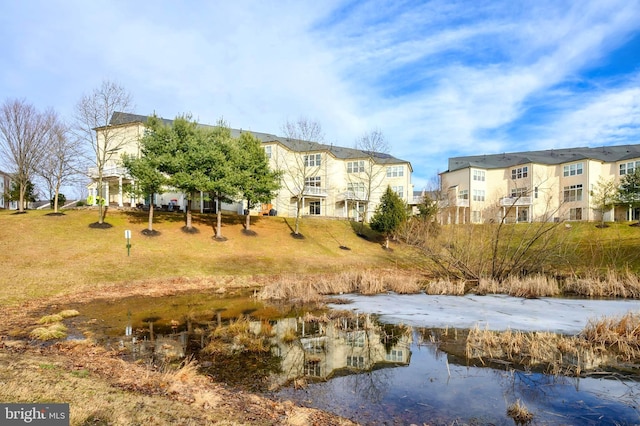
[37,314,64,324]
[507,399,533,424]
[424,278,465,295]
[257,269,425,302]
[564,269,640,298]
[29,322,68,340]
[476,275,560,297]
[0,342,353,426]
[466,312,640,375]
[205,317,273,354]
[0,209,420,307]
[580,312,640,361]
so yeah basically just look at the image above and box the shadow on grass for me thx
[45,212,66,217]
[89,222,113,229]
[282,217,305,239]
[348,220,383,243]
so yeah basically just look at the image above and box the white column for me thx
[200,191,204,213]
[118,176,124,207]
[104,182,110,207]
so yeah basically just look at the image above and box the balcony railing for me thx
[88,166,129,179]
[500,196,532,207]
[339,190,367,201]
[301,186,328,197]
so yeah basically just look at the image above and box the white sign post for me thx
[125,230,131,256]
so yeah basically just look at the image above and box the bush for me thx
[50,193,66,209]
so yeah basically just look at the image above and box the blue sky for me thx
[2,0,639,191]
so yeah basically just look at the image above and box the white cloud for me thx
[1,0,640,191]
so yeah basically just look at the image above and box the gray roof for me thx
[447,145,640,172]
[109,112,410,166]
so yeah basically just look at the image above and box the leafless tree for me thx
[279,117,325,236]
[0,99,56,212]
[351,129,390,225]
[74,80,133,225]
[38,120,84,213]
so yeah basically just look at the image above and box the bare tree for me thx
[0,99,56,212]
[590,176,617,228]
[38,120,84,213]
[351,129,390,225]
[279,117,325,236]
[74,80,133,225]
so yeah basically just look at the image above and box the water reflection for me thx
[70,294,640,425]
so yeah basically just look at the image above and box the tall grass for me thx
[563,269,640,298]
[466,312,640,374]
[258,270,425,302]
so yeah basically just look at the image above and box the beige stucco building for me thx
[88,113,413,220]
[439,145,640,224]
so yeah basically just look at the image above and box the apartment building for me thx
[0,170,16,210]
[88,113,413,220]
[439,145,640,224]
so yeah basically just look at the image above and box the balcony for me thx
[88,166,129,179]
[301,185,328,197]
[339,190,367,201]
[500,196,532,207]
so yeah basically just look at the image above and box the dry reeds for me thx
[564,270,640,298]
[476,275,560,298]
[580,312,640,361]
[424,279,464,295]
[257,270,424,302]
[507,399,533,424]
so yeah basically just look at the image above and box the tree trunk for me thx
[294,197,302,234]
[19,183,26,212]
[185,196,192,229]
[385,235,390,249]
[245,200,251,231]
[216,195,223,239]
[97,175,105,224]
[54,182,61,213]
[148,202,154,231]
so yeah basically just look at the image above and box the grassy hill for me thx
[0,208,424,306]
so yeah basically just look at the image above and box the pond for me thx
[66,292,640,425]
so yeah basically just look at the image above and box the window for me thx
[347,160,365,173]
[346,356,365,368]
[563,163,583,177]
[346,331,365,347]
[563,184,583,202]
[309,201,321,215]
[304,153,321,167]
[458,189,469,200]
[619,161,640,175]
[305,176,321,187]
[473,170,486,181]
[471,211,481,223]
[511,166,528,180]
[386,349,404,362]
[347,182,365,197]
[304,360,321,377]
[386,166,404,177]
[392,185,404,198]
[569,208,583,220]
[534,187,539,199]
[264,145,272,159]
[472,189,485,201]
[510,187,528,198]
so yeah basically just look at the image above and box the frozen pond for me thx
[69,291,640,425]
[329,293,640,334]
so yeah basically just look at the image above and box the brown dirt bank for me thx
[0,275,357,426]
